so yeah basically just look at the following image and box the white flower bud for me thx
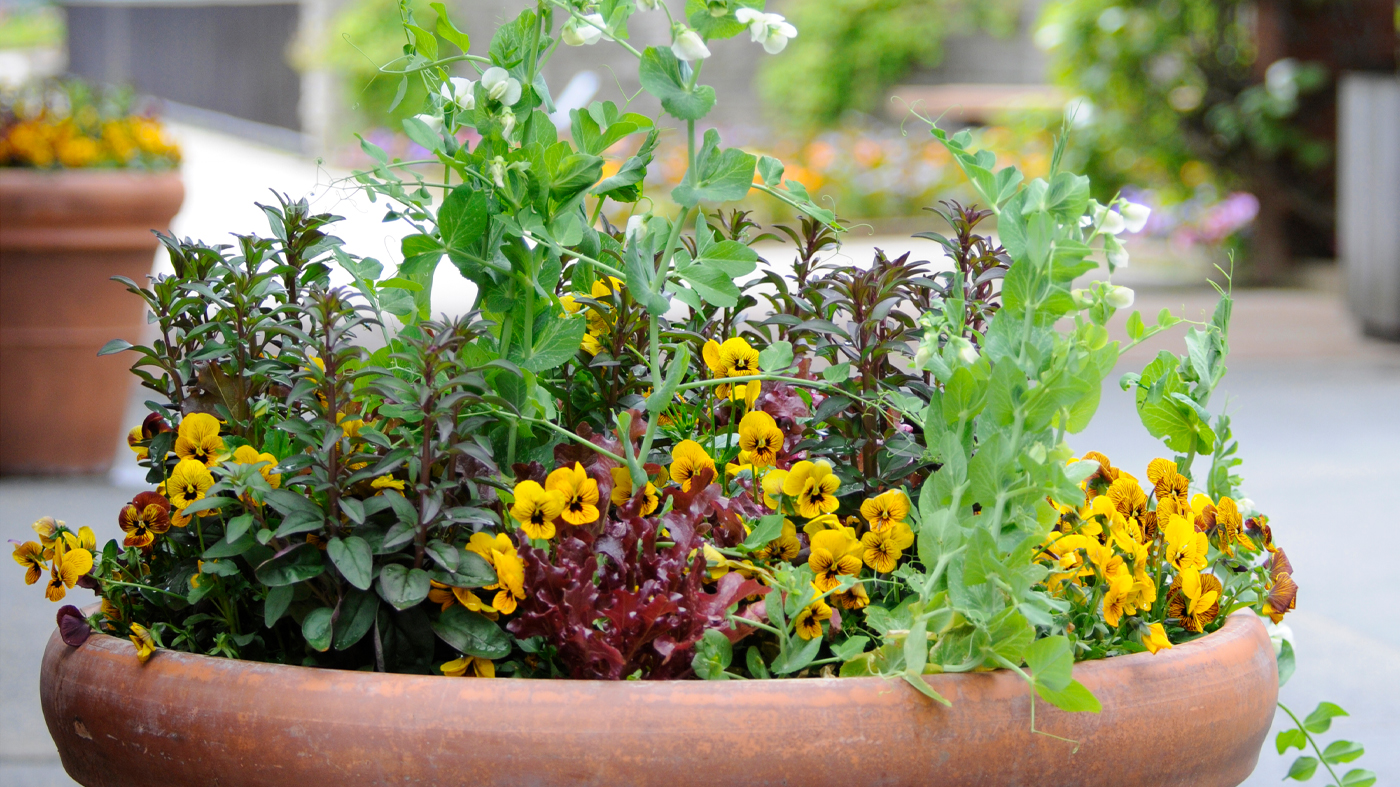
[499,107,516,138]
[563,13,606,46]
[1120,200,1151,233]
[440,77,476,110]
[413,113,444,134]
[671,28,711,61]
[735,9,797,54]
[1107,244,1130,270]
[1071,288,1090,308]
[913,345,933,371]
[1100,209,1126,236]
[949,337,979,365]
[481,67,522,106]
[625,214,647,243]
[488,156,507,188]
[1104,285,1135,310]
[636,0,661,9]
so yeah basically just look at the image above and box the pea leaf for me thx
[1323,740,1365,765]
[402,115,443,154]
[758,341,793,373]
[327,535,374,591]
[1024,634,1073,692]
[671,128,756,207]
[1034,678,1102,713]
[509,314,586,372]
[431,604,511,658]
[757,155,784,186]
[691,629,733,680]
[1278,638,1296,687]
[638,46,716,121]
[429,2,470,52]
[741,513,786,549]
[1285,756,1319,782]
[1276,727,1307,754]
[1303,702,1348,734]
[377,564,431,610]
[1341,769,1377,787]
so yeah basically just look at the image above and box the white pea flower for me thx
[1071,288,1090,308]
[499,107,517,138]
[625,214,648,243]
[563,13,606,46]
[1104,285,1135,310]
[481,67,522,106]
[734,9,798,54]
[949,337,979,365]
[413,113,444,134]
[1263,619,1294,656]
[1093,203,1127,235]
[488,156,507,188]
[913,345,933,371]
[671,27,711,61]
[1107,245,1130,269]
[1238,497,1256,516]
[1120,200,1151,233]
[440,78,476,110]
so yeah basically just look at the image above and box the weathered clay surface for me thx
[40,613,1277,787]
[0,169,184,474]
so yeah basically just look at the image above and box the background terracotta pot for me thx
[40,613,1278,787]
[0,169,184,475]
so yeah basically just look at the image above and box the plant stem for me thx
[1278,703,1345,786]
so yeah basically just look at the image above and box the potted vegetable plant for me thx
[0,79,183,475]
[17,2,1373,786]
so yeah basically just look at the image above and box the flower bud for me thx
[1071,288,1089,308]
[563,13,606,46]
[1120,201,1151,233]
[499,108,516,139]
[637,0,661,9]
[949,337,979,365]
[625,214,648,243]
[671,28,711,61]
[488,156,507,188]
[913,345,932,371]
[440,77,476,110]
[1104,285,1135,310]
[413,113,444,134]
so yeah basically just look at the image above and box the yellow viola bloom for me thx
[1107,477,1147,520]
[1167,568,1222,633]
[782,460,840,518]
[545,462,601,525]
[730,381,762,408]
[1100,555,1135,627]
[167,459,215,513]
[1163,513,1208,572]
[442,655,495,677]
[581,333,604,356]
[717,337,759,378]
[371,475,406,493]
[32,516,61,549]
[609,467,660,515]
[859,489,910,532]
[669,440,716,492]
[428,580,499,620]
[174,413,224,467]
[794,597,832,640]
[737,411,784,467]
[760,469,788,509]
[754,520,801,562]
[12,541,46,585]
[232,445,282,489]
[119,492,173,548]
[590,276,624,298]
[467,533,526,614]
[800,513,843,537]
[337,414,366,440]
[1214,496,1248,556]
[129,623,157,664]
[1143,622,1173,654]
[809,528,863,592]
[44,542,94,602]
[559,294,582,314]
[510,480,566,540]
[832,581,870,611]
[127,425,149,458]
[860,528,903,573]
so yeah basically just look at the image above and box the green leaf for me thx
[758,341,793,373]
[332,589,378,651]
[746,645,771,679]
[1322,740,1365,765]
[431,604,511,658]
[771,634,821,675]
[672,128,756,206]
[1276,727,1308,754]
[673,252,742,307]
[645,346,690,416]
[377,563,431,610]
[638,46,716,121]
[510,314,586,372]
[741,513,786,550]
[264,584,293,627]
[693,227,759,276]
[97,338,133,356]
[1278,638,1296,687]
[904,616,929,675]
[623,234,670,315]
[593,128,658,202]
[691,629,733,680]
[1285,756,1319,782]
[404,23,438,61]
[757,155,784,186]
[829,636,870,661]
[202,531,258,559]
[439,187,490,272]
[255,543,325,587]
[302,606,334,652]
[429,2,470,52]
[1340,769,1377,787]
[1024,635,1073,692]
[327,535,373,591]
[402,116,443,154]
[1034,678,1101,713]
[1303,702,1349,734]
[901,672,952,706]
[1126,310,1145,341]
[822,362,851,382]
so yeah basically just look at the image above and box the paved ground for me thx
[3,123,1398,784]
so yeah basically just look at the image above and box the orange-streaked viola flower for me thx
[511,479,566,539]
[371,475,406,494]
[173,413,224,467]
[794,596,832,640]
[441,655,495,677]
[1166,568,1222,633]
[609,467,660,516]
[737,411,784,467]
[118,491,172,548]
[782,460,840,518]
[466,532,525,614]
[860,489,910,532]
[860,521,914,573]
[231,445,281,489]
[669,440,716,492]
[1143,622,1172,654]
[832,581,870,611]
[545,462,601,526]
[44,542,94,602]
[753,519,801,562]
[809,528,862,592]
[167,458,215,514]
[1163,513,1208,572]
[129,623,157,664]
[428,580,499,620]
[12,541,46,585]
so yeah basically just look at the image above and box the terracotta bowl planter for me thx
[40,613,1277,787]
[0,169,184,475]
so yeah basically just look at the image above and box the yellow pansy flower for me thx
[372,475,406,493]
[737,411,784,467]
[12,541,46,585]
[173,413,224,467]
[1167,568,1222,633]
[428,580,499,620]
[859,489,910,532]
[717,337,759,377]
[832,581,870,610]
[32,516,61,549]
[794,597,832,640]
[782,460,840,518]
[760,469,788,509]
[442,655,495,677]
[609,468,660,516]
[466,533,525,614]
[511,480,566,540]
[44,542,94,602]
[754,519,801,562]
[860,521,915,573]
[232,445,282,488]
[118,492,172,548]
[127,425,149,458]
[545,462,601,525]
[809,528,862,592]
[129,623,157,664]
[669,440,716,492]
[167,459,215,512]
[1143,622,1173,654]
[1163,513,1208,572]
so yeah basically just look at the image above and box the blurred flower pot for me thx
[0,169,183,475]
[40,613,1277,787]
